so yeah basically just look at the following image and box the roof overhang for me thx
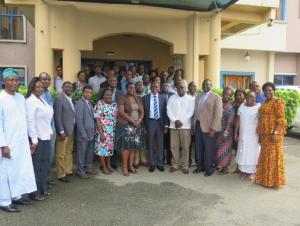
[59,0,239,12]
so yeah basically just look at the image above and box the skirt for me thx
[115,122,144,152]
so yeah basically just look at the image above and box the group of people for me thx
[0,65,286,213]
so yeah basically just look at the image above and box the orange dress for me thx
[255,98,287,188]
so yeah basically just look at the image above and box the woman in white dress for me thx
[234,92,260,180]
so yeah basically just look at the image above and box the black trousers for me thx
[195,121,216,173]
[31,139,50,197]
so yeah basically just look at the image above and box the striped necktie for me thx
[153,95,159,119]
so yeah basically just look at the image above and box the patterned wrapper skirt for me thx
[115,122,144,152]
[255,135,285,188]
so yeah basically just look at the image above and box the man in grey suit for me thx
[143,82,168,172]
[54,82,75,183]
[75,85,96,179]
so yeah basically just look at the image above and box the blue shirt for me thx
[41,90,55,132]
[256,93,266,104]
[121,79,136,95]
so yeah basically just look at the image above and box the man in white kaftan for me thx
[0,68,36,213]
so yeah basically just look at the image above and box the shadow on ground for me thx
[0,178,220,226]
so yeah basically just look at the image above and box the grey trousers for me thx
[32,139,50,197]
[76,139,94,174]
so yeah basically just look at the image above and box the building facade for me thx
[1,0,277,87]
[222,0,300,88]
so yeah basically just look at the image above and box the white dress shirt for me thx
[88,75,107,93]
[26,94,54,144]
[149,93,160,119]
[167,93,195,129]
[54,76,63,92]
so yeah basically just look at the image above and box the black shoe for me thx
[66,173,75,177]
[12,198,31,205]
[58,176,70,183]
[48,180,56,186]
[204,170,214,177]
[193,168,205,174]
[157,165,165,172]
[0,204,21,213]
[149,166,155,172]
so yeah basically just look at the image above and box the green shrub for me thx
[202,87,300,128]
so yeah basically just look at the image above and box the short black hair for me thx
[262,82,276,92]
[82,85,93,93]
[126,81,134,89]
[62,81,72,87]
[101,87,112,97]
[234,88,246,98]
[77,70,86,78]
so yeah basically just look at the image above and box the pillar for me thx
[184,13,200,85]
[35,0,53,76]
[204,12,221,87]
[267,52,275,82]
[62,7,81,83]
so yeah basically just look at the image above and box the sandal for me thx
[102,169,111,175]
[122,167,129,176]
[128,167,137,174]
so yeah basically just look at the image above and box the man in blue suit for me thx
[143,82,168,172]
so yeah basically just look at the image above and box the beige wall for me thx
[275,53,297,73]
[81,35,172,70]
[275,52,300,85]
[286,0,300,52]
[221,49,270,85]
[0,20,35,83]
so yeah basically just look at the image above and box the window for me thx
[274,74,295,86]
[0,5,26,42]
[0,66,27,88]
[276,0,286,21]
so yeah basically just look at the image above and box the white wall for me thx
[221,21,287,51]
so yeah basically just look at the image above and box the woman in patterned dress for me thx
[214,87,235,174]
[94,88,118,175]
[255,82,286,188]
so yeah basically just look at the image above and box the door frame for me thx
[220,71,255,88]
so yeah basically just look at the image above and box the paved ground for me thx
[1,136,300,226]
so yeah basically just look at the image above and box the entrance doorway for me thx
[221,71,255,89]
[81,59,152,73]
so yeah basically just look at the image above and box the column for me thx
[62,7,81,83]
[35,0,54,76]
[267,52,275,82]
[204,12,221,87]
[183,14,200,84]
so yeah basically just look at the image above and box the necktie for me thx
[153,95,159,119]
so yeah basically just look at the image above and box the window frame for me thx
[0,13,27,43]
[0,65,28,88]
[274,73,296,86]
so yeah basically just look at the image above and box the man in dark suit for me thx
[160,82,174,165]
[143,82,168,172]
[54,82,76,183]
[98,73,122,102]
[74,85,96,179]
